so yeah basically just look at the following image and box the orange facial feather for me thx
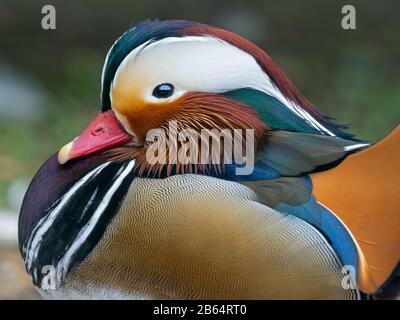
[107,92,268,177]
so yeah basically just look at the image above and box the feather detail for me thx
[256,130,368,176]
[184,25,355,139]
[107,92,268,177]
[312,125,400,293]
[242,176,359,279]
[223,88,359,140]
[68,174,359,299]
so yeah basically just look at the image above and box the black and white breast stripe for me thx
[22,160,136,289]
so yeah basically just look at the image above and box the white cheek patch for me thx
[110,36,335,136]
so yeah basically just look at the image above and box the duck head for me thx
[57,20,352,176]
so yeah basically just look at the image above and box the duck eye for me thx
[152,83,174,98]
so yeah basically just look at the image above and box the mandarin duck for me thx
[19,20,400,300]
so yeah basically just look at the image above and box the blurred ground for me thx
[0,245,40,299]
[0,208,40,299]
[0,0,399,299]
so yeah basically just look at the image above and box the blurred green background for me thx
[0,0,399,298]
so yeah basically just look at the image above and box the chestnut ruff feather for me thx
[107,92,268,177]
